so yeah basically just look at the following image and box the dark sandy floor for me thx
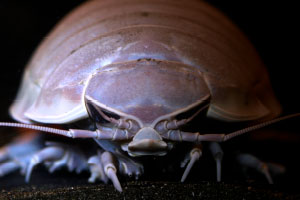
[1,181,299,200]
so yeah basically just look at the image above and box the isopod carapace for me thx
[0,0,284,192]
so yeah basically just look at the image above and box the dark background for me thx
[0,0,299,199]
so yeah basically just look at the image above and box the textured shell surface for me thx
[9,0,281,125]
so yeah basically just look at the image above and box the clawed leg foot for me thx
[88,151,122,192]
[0,134,88,183]
[179,144,283,184]
[180,144,202,182]
[26,141,88,182]
[100,151,122,192]
[25,145,65,182]
[115,151,143,180]
[236,153,284,184]
[88,151,108,184]
[88,150,143,192]
[209,142,223,182]
[0,161,20,176]
[1,133,143,192]
[0,133,43,177]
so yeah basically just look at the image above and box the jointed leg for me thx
[236,153,274,184]
[0,132,43,177]
[180,143,202,182]
[209,142,223,182]
[88,150,108,183]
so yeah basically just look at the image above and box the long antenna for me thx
[0,122,123,140]
[223,113,300,141]
[1,113,300,141]
[178,113,300,143]
[0,122,72,137]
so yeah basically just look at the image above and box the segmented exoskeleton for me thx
[0,0,287,192]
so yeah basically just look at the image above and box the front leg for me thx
[93,139,144,179]
[180,143,202,182]
[88,150,143,192]
[236,153,285,184]
[89,140,143,192]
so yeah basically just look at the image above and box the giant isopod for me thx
[1,0,296,192]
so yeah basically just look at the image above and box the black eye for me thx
[86,103,120,125]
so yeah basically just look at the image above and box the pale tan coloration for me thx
[1,0,284,190]
[10,0,280,126]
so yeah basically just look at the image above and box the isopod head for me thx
[84,59,210,156]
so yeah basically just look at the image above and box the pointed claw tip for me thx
[181,169,189,182]
[261,164,274,184]
[180,152,200,183]
[25,166,33,183]
[181,175,187,183]
[25,164,35,183]
[107,168,123,192]
[88,177,96,183]
[116,186,123,193]
[25,174,31,183]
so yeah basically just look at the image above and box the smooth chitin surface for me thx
[10,0,281,124]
